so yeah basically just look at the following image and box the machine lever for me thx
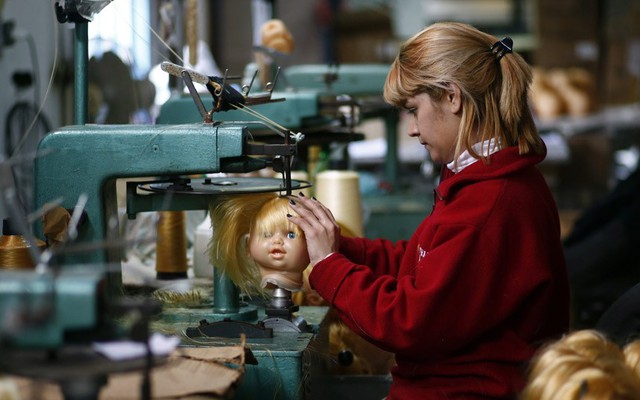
[181,70,211,122]
[161,62,286,112]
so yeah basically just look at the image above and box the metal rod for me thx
[213,266,240,314]
[181,71,209,121]
[74,22,89,125]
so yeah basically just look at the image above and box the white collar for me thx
[447,138,501,173]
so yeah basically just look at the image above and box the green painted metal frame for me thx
[33,123,258,287]
[0,267,105,348]
[157,64,402,190]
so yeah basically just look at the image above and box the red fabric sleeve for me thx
[338,235,409,277]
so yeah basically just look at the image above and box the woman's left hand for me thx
[287,192,341,265]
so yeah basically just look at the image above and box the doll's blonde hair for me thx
[384,22,543,165]
[520,330,640,400]
[208,193,304,295]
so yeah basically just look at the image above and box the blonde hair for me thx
[384,21,543,163]
[208,193,304,295]
[521,330,640,400]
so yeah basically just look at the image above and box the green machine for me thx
[30,102,326,400]
[157,63,400,185]
[7,4,330,398]
[0,155,168,400]
[2,4,395,400]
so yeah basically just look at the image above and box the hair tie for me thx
[491,37,513,60]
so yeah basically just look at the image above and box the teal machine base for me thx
[155,305,330,400]
[158,304,392,400]
[229,306,329,400]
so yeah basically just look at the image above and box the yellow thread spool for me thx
[186,0,198,66]
[155,211,188,280]
[0,235,46,269]
[315,170,364,237]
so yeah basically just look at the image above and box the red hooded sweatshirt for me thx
[309,145,570,399]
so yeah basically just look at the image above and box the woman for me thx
[288,22,570,399]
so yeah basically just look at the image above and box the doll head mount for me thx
[208,193,310,296]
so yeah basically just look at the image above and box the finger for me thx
[286,212,314,233]
[288,199,339,238]
[287,212,339,264]
[290,195,335,224]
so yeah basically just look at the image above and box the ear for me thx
[243,233,255,259]
[447,82,462,114]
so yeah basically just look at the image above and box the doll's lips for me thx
[269,248,286,259]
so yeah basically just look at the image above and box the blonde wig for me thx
[208,193,305,295]
[520,330,640,400]
[384,21,543,165]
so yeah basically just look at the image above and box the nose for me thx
[271,233,284,244]
[407,117,419,138]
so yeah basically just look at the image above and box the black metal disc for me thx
[137,177,312,195]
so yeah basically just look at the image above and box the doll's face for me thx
[248,223,310,275]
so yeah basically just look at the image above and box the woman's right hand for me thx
[286,192,341,266]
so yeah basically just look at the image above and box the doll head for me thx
[521,330,640,400]
[248,196,310,291]
[208,193,309,295]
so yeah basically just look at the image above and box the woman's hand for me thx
[287,192,341,265]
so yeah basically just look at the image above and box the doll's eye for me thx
[287,231,297,239]
[263,232,272,238]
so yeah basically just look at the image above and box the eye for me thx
[406,107,417,116]
[263,232,272,238]
[287,231,297,239]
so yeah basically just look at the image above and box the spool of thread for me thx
[186,0,198,66]
[315,170,363,237]
[0,235,46,269]
[307,146,321,186]
[193,213,214,279]
[155,211,189,280]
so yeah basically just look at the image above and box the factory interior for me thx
[1,0,640,399]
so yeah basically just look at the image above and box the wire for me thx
[3,14,58,218]
[230,103,291,138]
[5,102,51,157]
[24,34,40,109]
[9,18,58,158]
[121,1,184,65]
[4,101,51,215]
